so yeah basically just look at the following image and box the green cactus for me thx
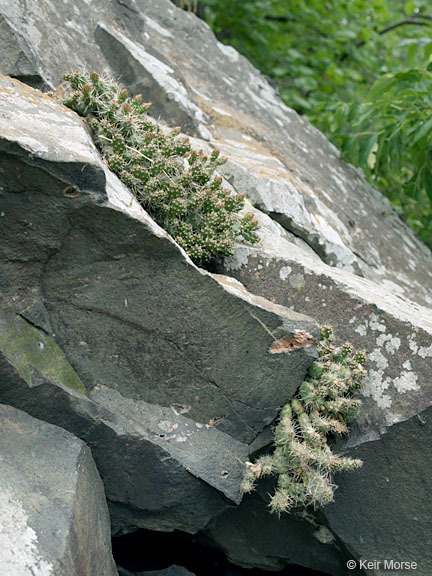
[241,326,366,514]
[62,70,259,264]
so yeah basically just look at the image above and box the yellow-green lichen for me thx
[0,313,86,395]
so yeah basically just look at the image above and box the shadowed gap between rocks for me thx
[112,528,333,575]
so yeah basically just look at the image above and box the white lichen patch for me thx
[362,370,392,409]
[355,324,367,337]
[368,349,389,371]
[314,525,336,545]
[0,490,53,576]
[418,344,432,358]
[375,333,401,354]
[223,247,249,271]
[385,337,401,354]
[289,272,304,289]
[393,371,419,393]
[369,313,387,333]
[279,266,292,281]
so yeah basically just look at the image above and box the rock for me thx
[1,0,432,307]
[0,403,118,576]
[324,405,432,576]
[202,491,355,575]
[2,0,432,571]
[0,14,47,89]
[222,210,432,441]
[215,210,432,574]
[0,75,318,534]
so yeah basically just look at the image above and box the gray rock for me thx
[0,75,318,533]
[223,210,432,442]
[216,213,432,573]
[203,490,362,576]
[2,0,431,570]
[0,14,46,89]
[1,0,432,307]
[0,403,118,576]
[324,405,432,576]
[0,308,245,534]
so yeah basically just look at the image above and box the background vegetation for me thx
[176,0,432,249]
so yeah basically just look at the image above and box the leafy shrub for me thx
[242,327,366,514]
[330,64,432,247]
[62,70,259,264]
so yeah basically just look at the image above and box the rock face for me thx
[202,490,357,576]
[0,74,318,535]
[1,0,432,574]
[0,403,118,576]
[1,0,432,306]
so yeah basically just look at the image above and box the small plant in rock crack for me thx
[241,326,367,514]
[62,70,259,264]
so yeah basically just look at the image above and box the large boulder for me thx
[0,74,318,534]
[0,403,118,576]
[202,490,357,576]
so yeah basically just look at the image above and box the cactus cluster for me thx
[62,70,259,263]
[242,326,367,514]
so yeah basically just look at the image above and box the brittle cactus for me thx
[242,326,367,514]
[62,70,259,263]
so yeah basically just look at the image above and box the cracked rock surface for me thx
[1,0,432,305]
[1,0,432,573]
[0,75,317,535]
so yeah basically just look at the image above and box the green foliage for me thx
[330,64,432,246]
[199,0,432,248]
[241,327,366,514]
[62,70,259,264]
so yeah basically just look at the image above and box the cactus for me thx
[62,70,259,264]
[242,326,366,514]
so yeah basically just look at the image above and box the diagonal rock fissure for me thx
[46,297,257,436]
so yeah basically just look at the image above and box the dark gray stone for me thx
[203,491,361,576]
[324,406,432,576]
[219,212,432,575]
[0,403,118,576]
[1,0,431,570]
[222,214,432,444]
[0,14,46,89]
[0,309,243,534]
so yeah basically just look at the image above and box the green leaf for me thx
[367,142,379,170]
[368,75,396,100]
[404,0,416,15]
[359,134,378,169]
[413,117,432,144]
[423,170,432,204]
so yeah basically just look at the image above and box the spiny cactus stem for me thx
[242,326,366,514]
